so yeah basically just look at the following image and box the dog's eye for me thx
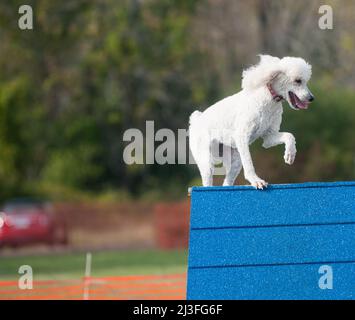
[295,79,302,85]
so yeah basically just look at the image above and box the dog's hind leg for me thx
[189,129,214,186]
[194,141,214,186]
[222,147,242,186]
[197,160,214,186]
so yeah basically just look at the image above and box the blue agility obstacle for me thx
[187,181,355,300]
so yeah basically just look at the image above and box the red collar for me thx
[267,83,284,102]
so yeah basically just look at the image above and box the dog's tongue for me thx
[291,92,309,109]
[295,98,309,109]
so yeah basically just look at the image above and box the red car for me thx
[0,198,68,248]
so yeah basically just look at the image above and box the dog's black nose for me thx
[308,94,315,102]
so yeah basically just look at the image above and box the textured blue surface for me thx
[188,263,355,300]
[187,181,355,300]
[190,182,355,229]
[189,224,355,267]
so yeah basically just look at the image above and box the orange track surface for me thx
[0,273,186,300]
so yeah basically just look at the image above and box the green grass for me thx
[0,249,188,280]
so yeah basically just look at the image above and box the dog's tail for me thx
[189,110,202,127]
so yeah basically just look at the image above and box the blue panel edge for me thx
[191,180,355,193]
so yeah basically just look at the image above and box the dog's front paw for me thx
[284,148,296,165]
[248,176,268,190]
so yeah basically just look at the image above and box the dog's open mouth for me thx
[288,91,309,110]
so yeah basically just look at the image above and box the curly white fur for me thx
[189,55,314,189]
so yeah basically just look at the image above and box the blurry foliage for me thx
[0,0,217,201]
[0,0,354,202]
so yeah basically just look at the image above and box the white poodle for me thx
[189,55,314,189]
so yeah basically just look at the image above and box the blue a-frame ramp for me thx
[187,181,355,299]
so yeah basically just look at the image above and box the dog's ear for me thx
[242,55,282,90]
[268,70,283,82]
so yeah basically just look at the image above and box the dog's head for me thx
[242,55,314,110]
